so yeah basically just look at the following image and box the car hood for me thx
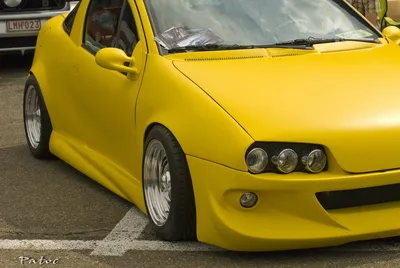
[172,43,400,173]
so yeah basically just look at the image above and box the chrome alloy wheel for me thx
[24,85,41,149]
[143,139,172,227]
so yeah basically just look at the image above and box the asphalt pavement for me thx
[1,53,400,267]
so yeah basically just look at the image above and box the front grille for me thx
[0,36,37,49]
[0,0,67,12]
[316,183,400,210]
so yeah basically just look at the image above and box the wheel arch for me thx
[136,56,254,173]
[26,71,51,117]
[28,65,53,120]
[141,122,198,241]
[143,122,163,145]
[27,14,67,121]
[23,74,54,159]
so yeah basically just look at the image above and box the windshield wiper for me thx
[167,44,261,53]
[166,43,310,53]
[273,37,380,47]
[165,37,380,54]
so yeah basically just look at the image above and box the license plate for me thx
[6,20,41,32]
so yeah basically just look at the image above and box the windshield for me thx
[144,0,382,51]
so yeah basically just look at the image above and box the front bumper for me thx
[187,155,400,251]
[0,1,78,52]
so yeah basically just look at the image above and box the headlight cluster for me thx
[245,142,328,174]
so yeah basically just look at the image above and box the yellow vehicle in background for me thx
[381,0,400,27]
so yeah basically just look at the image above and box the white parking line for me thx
[1,206,400,254]
[96,240,223,252]
[0,206,222,254]
[0,240,97,250]
[0,239,222,252]
[1,238,400,253]
[90,206,149,256]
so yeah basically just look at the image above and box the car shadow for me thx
[0,53,34,76]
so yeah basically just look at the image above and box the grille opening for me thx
[0,36,38,49]
[0,0,67,12]
[316,183,400,210]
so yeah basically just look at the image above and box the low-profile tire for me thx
[23,75,54,159]
[142,125,197,241]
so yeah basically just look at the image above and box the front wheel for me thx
[142,125,196,241]
[23,75,54,159]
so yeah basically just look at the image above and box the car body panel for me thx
[62,0,147,177]
[27,0,400,252]
[30,15,87,142]
[171,41,400,174]
[133,0,159,55]
[187,154,400,251]
[49,130,143,210]
[30,1,149,211]
[30,0,254,211]
[135,53,255,171]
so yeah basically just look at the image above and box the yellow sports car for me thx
[23,0,400,251]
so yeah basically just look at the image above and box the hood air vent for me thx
[270,53,304,58]
[184,55,266,61]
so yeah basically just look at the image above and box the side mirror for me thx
[382,26,400,45]
[95,47,139,75]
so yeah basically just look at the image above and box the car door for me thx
[39,2,89,144]
[69,0,147,173]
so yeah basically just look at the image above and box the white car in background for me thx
[0,0,79,55]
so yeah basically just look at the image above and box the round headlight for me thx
[3,0,22,8]
[246,148,268,173]
[271,149,298,173]
[301,149,327,173]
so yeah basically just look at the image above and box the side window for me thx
[63,2,81,35]
[83,0,125,54]
[113,2,139,57]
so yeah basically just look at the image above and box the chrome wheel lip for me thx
[24,85,41,149]
[143,139,171,227]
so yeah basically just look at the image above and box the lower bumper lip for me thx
[187,155,400,251]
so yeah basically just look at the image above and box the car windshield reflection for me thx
[144,0,382,51]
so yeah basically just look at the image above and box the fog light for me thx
[246,148,268,173]
[240,192,258,208]
[301,149,327,173]
[271,149,298,173]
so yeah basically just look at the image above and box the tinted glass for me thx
[144,0,381,50]
[83,0,125,53]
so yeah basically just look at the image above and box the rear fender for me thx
[29,15,68,121]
